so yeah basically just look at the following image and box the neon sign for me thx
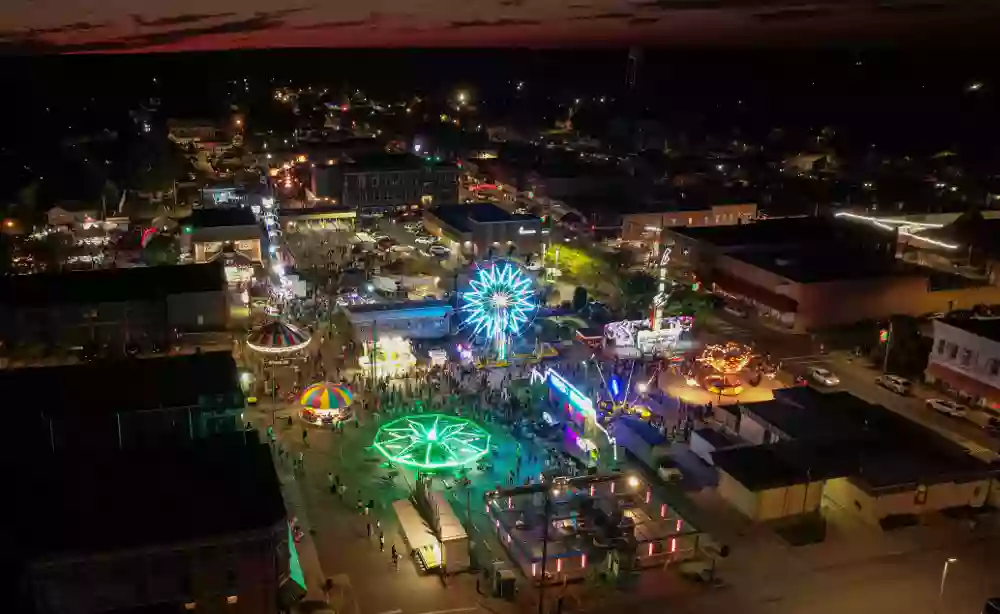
[545,368,594,417]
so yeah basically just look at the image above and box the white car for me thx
[414,235,436,245]
[926,398,967,418]
[389,244,414,253]
[876,374,912,395]
[428,245,450,257]
[808,367,840,386]
[404,223,422,233]
[526,260,543,271]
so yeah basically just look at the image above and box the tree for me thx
[665,287,714,320]
[572,286,588,311]
[878,315,931,378]
[26,231,73,271]
[142,233,179,266]
[615,271,658,318]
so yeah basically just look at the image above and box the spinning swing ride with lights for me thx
[460,259,537,363]
[697,341,754,396]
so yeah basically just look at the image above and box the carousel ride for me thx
[373,414,490,471]
[245,320,312,402]
[459,259,538,365]
[696,341,754,396]
[299,381,355,426]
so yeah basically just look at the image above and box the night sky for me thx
[1,0,999,53]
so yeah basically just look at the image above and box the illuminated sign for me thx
[546,368,594,417]
[518,226,537,235]
[610,375,623,402]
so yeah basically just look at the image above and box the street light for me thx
[936,557,957,614]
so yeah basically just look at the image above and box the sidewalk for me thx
[273,448,331,606]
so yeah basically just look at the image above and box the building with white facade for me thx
[925,318,1000,413]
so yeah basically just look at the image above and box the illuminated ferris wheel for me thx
[460,259,537,361]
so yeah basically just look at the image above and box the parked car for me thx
[415,235,436,245]
[428,245,450,257]
[876,374,912,395]
[926,398,968,418]
[808,367,840,386]
[404,222,422,233]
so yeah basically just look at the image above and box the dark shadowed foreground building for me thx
[13,439,288,614]
[2,351,245,456]
[713,388,1000,525]
[0,262,229,355]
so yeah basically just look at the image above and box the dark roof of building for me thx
[343,152,423,171]
[670,215,850,248]
[429,203,538,233]
[0,351,242,417]
[733,388,999,491]
[17,439,284,560]
[692,427,737,449]
[940,317,1000,343]
[728,247,901,284]
[0,262,226,306]
[345,299,453,315]
[187,207,258,228]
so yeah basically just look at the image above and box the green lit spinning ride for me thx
[373,414,491,470]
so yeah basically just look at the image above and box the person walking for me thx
[327,472,335,493]
[391,544,399,570]
[366,522,372,538]
[378,531,385,552]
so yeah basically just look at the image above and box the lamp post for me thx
[936,557,957,614]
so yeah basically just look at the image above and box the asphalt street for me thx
[704,312,1000,455]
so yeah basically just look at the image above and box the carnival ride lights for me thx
[460,259,537,362]
[359,335,417,378]
[246,320,312,354]
[698,342,753,374]
[697,342,753,396]
[373,414,491,470]
[605,317,692,354]
[299,382,354,425]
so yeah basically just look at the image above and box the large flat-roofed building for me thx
[15,440,288,614]
[926,318,1000,413]
[311,153,459,213]
[666,216,1000,331]
[4,351,245,455]
[620,202,757,242]
[343,299,454,340]
[0,262,229,354]
[714,388,999,525]
[183,208,264,281]
[423,203,542,259]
